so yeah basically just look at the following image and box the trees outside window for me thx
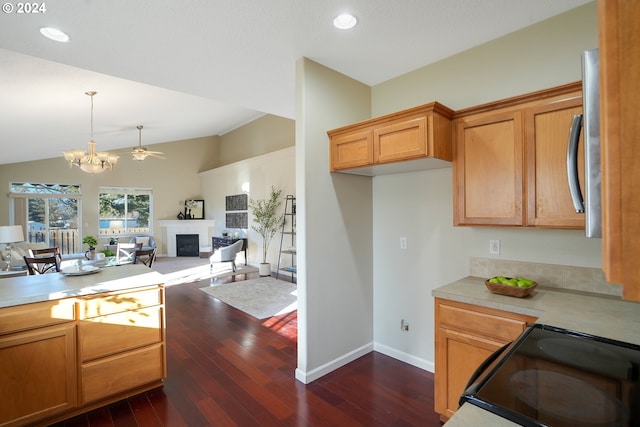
[99,187,152,236]
[10,183,81,254]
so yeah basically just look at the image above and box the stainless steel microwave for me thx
[567,48,601,238]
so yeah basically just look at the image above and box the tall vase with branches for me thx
[249,186,283,275]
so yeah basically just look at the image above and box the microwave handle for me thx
[567,113,585,213]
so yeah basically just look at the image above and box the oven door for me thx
[460,324,640,427]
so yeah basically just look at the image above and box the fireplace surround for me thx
[157,219,216,257]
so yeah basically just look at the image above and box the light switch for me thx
[400,237,407,250]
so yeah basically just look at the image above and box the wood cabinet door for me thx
[434,298,537,421]
[0,324,77,426]
[329,129,373,171]
[524,97,584,228]
[454,111,524,225]
[435,327,506,420]
[373,116,427,164]
[599,0,640,301]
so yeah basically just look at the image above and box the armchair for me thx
[210,239,244,272]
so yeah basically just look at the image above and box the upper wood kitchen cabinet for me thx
[453,82,584,228]
[328,102,454,175]
[598,0,640,301]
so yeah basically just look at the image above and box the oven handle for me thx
[463,342,512,392]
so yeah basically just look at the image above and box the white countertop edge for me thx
[0,265,165,308]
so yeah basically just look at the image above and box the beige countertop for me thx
[0,264,165,308]
[433,276,640,427]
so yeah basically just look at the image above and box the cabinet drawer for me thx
[79,306,164,361]
[438,301,532,342]
[0,299,75,335]
[81,343,165,404]
[78,286,162,319]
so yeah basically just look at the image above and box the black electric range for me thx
[460,323,640,427]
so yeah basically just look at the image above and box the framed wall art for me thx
[225,194,248,211]
[226,212,248,229]
[185,199,204,219]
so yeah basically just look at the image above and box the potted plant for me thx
[249,186,283,276]
[83,235,98,260]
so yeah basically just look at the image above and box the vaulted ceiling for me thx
[0,0,591,165]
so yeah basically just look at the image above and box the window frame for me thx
[98,186,153,237]
[8,182,82,254]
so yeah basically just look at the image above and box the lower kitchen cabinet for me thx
[81,343,165,404]
[77,285,166,405]
[434,298,537,422]
[0,323,77,427]
[0,284,166,427]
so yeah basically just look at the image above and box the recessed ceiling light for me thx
[40,27,70,42]
[333,13,358,30]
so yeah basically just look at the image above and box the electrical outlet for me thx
[400,236,407,250]
[490,239,501,255]
[401,319,409,331]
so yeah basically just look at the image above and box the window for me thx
[99,187,152,236]
[9,183,81,254]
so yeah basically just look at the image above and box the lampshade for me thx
[0,225,24,244]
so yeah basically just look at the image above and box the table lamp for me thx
[0,225,25,271]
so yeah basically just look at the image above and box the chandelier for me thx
[63,91,119,174]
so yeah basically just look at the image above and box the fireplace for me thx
[176,234,199,257]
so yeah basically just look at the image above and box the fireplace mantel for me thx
[157,220,216,257]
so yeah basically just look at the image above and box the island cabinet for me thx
[0,299,77,427]
[598,0,640,302]
[453,82,584,228]
[77,285,166,405]
[0,281,166,427]
[328,102,454,174]
[434,298,537,422]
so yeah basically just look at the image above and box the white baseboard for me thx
[295,342,373,384]
[373,342,434,373]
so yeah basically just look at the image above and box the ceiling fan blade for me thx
[147,152,166,159]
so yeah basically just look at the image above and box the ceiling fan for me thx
[131,125,166,161]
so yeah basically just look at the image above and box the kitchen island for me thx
[433,277,640,426]
[0,264,166,427]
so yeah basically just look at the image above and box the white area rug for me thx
[199,277,297,319]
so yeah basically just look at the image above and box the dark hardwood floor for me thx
[50,268,441,427]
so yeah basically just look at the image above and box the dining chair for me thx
[116,242,142,265]
[23,255,61,275]
[28,246,62,263]
[134,248,157,268]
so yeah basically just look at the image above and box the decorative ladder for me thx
[276,195,296,282]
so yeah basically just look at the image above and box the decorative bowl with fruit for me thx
[485,275,537,298]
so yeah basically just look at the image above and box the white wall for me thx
[372,168,470,370]
[370,2,600,369]
[295,58,374,383]
[198,147,295,267]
